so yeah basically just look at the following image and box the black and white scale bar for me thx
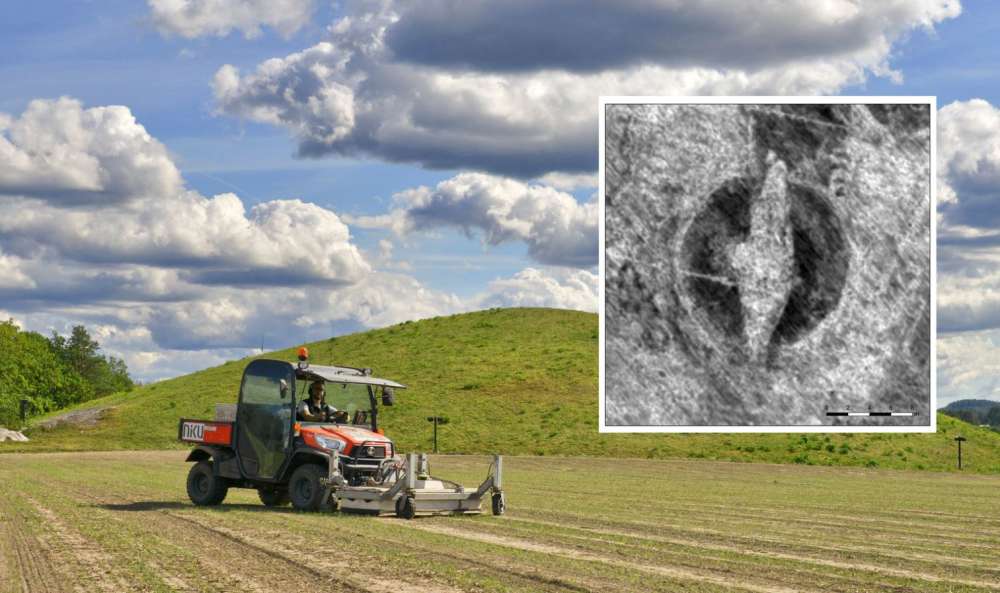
[826,411,914,417]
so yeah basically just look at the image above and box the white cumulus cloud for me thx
[473,267,598,312]
[935,99,1000,335]
[931,98,1000,401]
[348,173,596,267]
[148,0,316,39]
[0,97,182,204]
[0,98,369,287]
[937,330,1000,405]
[0,251,34,290]
[938,99,1000,221]
[212,0,960,177]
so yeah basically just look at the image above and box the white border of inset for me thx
[598,96,936,433]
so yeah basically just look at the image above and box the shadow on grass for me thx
[97,501,293,513]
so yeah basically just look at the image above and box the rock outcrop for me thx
[0,428,29,442]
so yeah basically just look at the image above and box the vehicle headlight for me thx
[314,435,346,452]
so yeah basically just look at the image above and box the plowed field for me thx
[1,452,998,592]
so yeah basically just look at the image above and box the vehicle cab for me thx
[229,351,405,487]
[293,360,403,483]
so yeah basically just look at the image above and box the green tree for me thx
[48,325,134,398]
[1,321,136,427]
[0,320,94,426]
[986,405,1000,427]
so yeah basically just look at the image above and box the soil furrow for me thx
[21,496,136,593]
[496,516,1000,590]
[514,505,1000,559]
[626,498,1000,534]
[171,510,601,593]
[2,497,65,593]
[163,511,406,593]
[36,481,363,593]
[40,470,611,593]
[446,516,1000,593]
[516,492,1000,547]
[7,451,1000,593]
[509,510,1000,570]
[401,521,806,593]
[26,474,478,593]
[0,509,13,593]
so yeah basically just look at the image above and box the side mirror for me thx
[279,379,289,399]
[381,387,395,406]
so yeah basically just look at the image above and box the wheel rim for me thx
[295,477,313,501]
[194,472,209,496]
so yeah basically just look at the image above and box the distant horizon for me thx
[939,397,1000,408]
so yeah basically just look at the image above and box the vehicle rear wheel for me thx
[289,464,326,511]
[258,488,290,507]
[186,461,228,506]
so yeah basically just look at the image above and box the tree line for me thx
[941,405,1000,429]
[0,320,134,427]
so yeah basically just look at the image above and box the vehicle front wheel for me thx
[289,464,327,511]
[258,488,290,507]
[186,461,228,506]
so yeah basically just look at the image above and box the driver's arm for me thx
[297,401,321,422]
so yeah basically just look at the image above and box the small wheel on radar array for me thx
[491,491,506,516]
[396,496,416,519]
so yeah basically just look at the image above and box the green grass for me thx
[5,307,1000,474]
[3,451,1000,592]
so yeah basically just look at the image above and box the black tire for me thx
[258,488,290,507]
[396,496,416,520]
[186,461,228,506]
[289,464,326,511]
[491,491,506,516]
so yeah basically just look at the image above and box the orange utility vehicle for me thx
[179,348,505,518]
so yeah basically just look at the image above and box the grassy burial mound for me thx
[13,308,598,453]
[8,308,1000,473]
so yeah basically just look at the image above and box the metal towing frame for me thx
[323,453,505,518]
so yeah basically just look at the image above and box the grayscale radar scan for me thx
[601,99,933,430]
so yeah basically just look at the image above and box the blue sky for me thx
[0,0,997,407]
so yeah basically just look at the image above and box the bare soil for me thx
[32,407,109,431]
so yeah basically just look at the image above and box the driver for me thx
[296,381,337,422]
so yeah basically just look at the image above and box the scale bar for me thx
[826,412,914,417]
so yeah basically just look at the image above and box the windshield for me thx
[327,382,372,418]
[297,380,372,425]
